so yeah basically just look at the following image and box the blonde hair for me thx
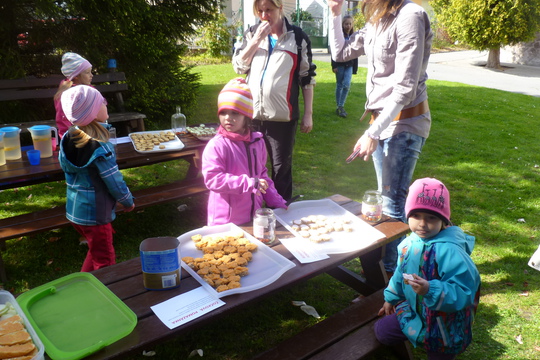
[54,80,73,101]
[69,121,110,148]
[253,0,283,17]
[362,0,405,25]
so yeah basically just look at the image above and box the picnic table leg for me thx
[0,251,7,283]
[185,149,203,179]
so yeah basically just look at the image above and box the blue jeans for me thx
[335,66,353,107]
[372,132,426,272]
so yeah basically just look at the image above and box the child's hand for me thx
[378,301,395,316]
[123,203,135,213]
[258,179,269,194]
[407,274,430,296]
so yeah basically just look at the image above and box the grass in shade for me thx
[1,58,540,359]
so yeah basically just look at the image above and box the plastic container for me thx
[0,126,22,160]
[28,125,58,158]
[140,237,182,290]
[0,290,45,360]
[16,272,137,360]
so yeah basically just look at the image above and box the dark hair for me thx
[342,15,354,36]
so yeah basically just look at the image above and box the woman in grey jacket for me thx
[329,0,433,275]
[232,0,316,202]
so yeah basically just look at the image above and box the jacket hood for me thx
[60,134,114,172]
[426,226,475,255]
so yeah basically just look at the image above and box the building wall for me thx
[501,33,540,66]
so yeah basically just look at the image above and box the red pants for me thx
[72,223,116,272]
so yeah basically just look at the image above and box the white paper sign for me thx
[151,287,225,329]
[280,237,330,263]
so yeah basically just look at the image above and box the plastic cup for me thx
[27,150,41,165]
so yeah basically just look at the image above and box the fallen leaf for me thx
[517,218,526,223]
[291,301,306,307]
[27,194,32,200]
[523,281,529,287]
[45,186,53,189]
[142,350,156,356]
[519,291,529,296]
[46,260,53,266]
[188,349,203,357]
[48,237,60,243]
[515,334,523,344]
[534,345,540,351]
[506,282,514,286]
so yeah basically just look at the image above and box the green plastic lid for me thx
[17,272,137,360]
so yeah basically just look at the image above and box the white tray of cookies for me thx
[274,199,386,254]
[129,130,185,153]
[178,223,296,298]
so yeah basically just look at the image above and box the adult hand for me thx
[353,133,378,161]
[408,274,430,296]
[328,0,344,16]
[258,179,269,194]
[378,301,395,316]
[300,113,313,133]
[253,20,271,43]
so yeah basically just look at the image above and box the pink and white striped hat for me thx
[61,85,105,127]
[217,77,253,119]
[61,52,92,81]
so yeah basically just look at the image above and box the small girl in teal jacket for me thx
[375,177,481,360]
[59,85,134,272]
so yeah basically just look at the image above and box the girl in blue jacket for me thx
[375,177,481,360]
[202,78,286,226]
[59,85,134,272]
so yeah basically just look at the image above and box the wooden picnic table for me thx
[0,131,207,190]
[81,194,410,360]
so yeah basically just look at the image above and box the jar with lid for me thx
[253,208,276,245]
[362,190,383,222]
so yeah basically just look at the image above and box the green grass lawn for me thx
[2,59,540,359]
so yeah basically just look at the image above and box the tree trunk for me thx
[486,48,502,69]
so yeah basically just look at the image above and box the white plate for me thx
[274,199,386,254]
[129,130,185,153]
[178,223,296,298]
[528,244,540,271]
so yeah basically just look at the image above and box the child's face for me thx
[219,109,247,134]
[343,18,353,34]
[408,212,444,239]
[74,67,93,85]
[95,103,109,122]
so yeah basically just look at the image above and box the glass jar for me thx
[253,208,276,245]
[362,190,383,222]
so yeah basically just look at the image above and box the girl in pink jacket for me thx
[202,78,287,226]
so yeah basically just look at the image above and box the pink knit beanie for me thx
[217,77,253,119]
[61,85,105,127]
[61,52,92,81]
[405,178,451,224]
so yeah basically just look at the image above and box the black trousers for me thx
[252,118,298,202]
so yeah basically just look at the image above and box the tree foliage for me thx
[196,12,235,58]
[431,0,540,68]
[0,0,220,125]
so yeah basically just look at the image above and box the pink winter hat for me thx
[405,177,451,224]
[217,77,253,119]
[61,85,105,127]
[61,52,92,81]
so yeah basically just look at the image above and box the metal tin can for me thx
[362,190,383,222]
[253,208,276,245]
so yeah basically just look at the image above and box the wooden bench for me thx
[0,72,146,137]
[0,177,208,283]
[252,288,413,360]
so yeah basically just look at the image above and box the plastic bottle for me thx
[171,106,186,135]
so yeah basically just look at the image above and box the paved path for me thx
[313,49,540,98]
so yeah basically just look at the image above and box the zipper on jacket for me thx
[245,142,256,219]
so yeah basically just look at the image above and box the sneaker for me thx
[336,107,341,116]
[338,107,348,118]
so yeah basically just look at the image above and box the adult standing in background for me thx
[328,0,433,276]
[232,0,316,202]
